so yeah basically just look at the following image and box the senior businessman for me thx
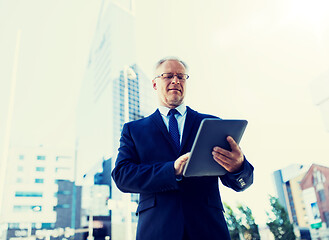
[112,57,254,240]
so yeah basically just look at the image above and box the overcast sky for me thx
[1,0,329,225]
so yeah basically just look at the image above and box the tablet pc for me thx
[183,119,248,177]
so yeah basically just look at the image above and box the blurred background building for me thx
[273,163,329,239]
[273,164,311,239]
[55,180,82,234]
[76,1,156,239]
[300,164,329,239]
[273,164,309,226]
[1,146,78,239]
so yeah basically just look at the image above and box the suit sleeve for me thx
[219,156,254,192]
[111,123,180,194]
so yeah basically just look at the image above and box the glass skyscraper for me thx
[76,1,155,239]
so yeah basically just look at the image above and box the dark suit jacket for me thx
[112,107,254,240]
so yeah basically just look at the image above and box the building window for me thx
[37,156,46,160]
[319,190,326,202]
[54,204,70,210]
[54,190,71,196]
[55,167,69,173]
[56,156,71,162]
[16,178,23,183]
[17,166,24,172]
[8,223,20,229]
[13,205,42,212]
[324,212,329,229]
[15,191,43,197]
[36,167,45,172]
[41,223,55,229]
[35,179,44,184]
[19,155,24,160]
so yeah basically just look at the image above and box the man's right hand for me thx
[174,152,190,175]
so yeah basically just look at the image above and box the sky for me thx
[1,0,329,226]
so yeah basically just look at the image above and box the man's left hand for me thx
[212,136,244,173]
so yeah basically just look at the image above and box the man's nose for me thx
[171,76,180,84]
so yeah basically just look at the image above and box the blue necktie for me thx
[168,109,180,151]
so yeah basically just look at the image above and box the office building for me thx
[54,180,82,236]
[94,158,112,187]
[80,158,112,240]
[273,164,309,227]
[1,145,75,239]
[76,1,156,239]
[300,164,329,239]
[273,164,312,240]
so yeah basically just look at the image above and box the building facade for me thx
[300,164,329,239]
[76,1,156,239]
[55,180,82,232]
[273,164,309,228]
[1,146,75,239]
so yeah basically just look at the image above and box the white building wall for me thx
[311,71,329,132]
[2,146,74,225]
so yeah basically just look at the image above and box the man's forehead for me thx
[156,60,186,73]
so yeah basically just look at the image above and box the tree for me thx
[224,203,241,240]
[237,204,260,240]
[266,195,296,240]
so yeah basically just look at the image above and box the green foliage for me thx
[237,204,260,240]
[224,203,241,240]
[266,195,296,240]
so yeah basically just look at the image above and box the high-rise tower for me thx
[76,1,155,239]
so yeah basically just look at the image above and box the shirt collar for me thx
[158,104,187,116]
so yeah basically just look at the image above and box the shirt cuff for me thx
[176,175,183,181]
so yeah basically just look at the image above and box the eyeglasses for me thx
[154,73,189,81]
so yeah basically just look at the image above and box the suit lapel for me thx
[180,107,199,153]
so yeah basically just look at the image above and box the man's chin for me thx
[168,99,183,107]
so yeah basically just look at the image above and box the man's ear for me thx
[152,79,157,90]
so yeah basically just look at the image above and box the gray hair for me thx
[154,56,188,72]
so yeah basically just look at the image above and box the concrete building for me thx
[1,145,75,239]
[300,164,329,239]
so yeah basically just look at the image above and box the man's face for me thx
[152,60,187,109]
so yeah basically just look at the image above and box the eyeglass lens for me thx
[163,73,188,80]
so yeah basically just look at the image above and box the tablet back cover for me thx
[183,119,248,177]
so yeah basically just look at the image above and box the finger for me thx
[213,146,232,158]
[212,151,231,165]
[180,161,187,171]
[177,160,188,175]
[179,156,189,164]
[176,154,189,167]
[227,136,241,152]
[212,153,233,171]
[182,152,190,160]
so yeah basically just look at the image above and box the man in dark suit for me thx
[111,57,254,240]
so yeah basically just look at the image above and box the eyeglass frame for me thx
[153,72,189,81]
